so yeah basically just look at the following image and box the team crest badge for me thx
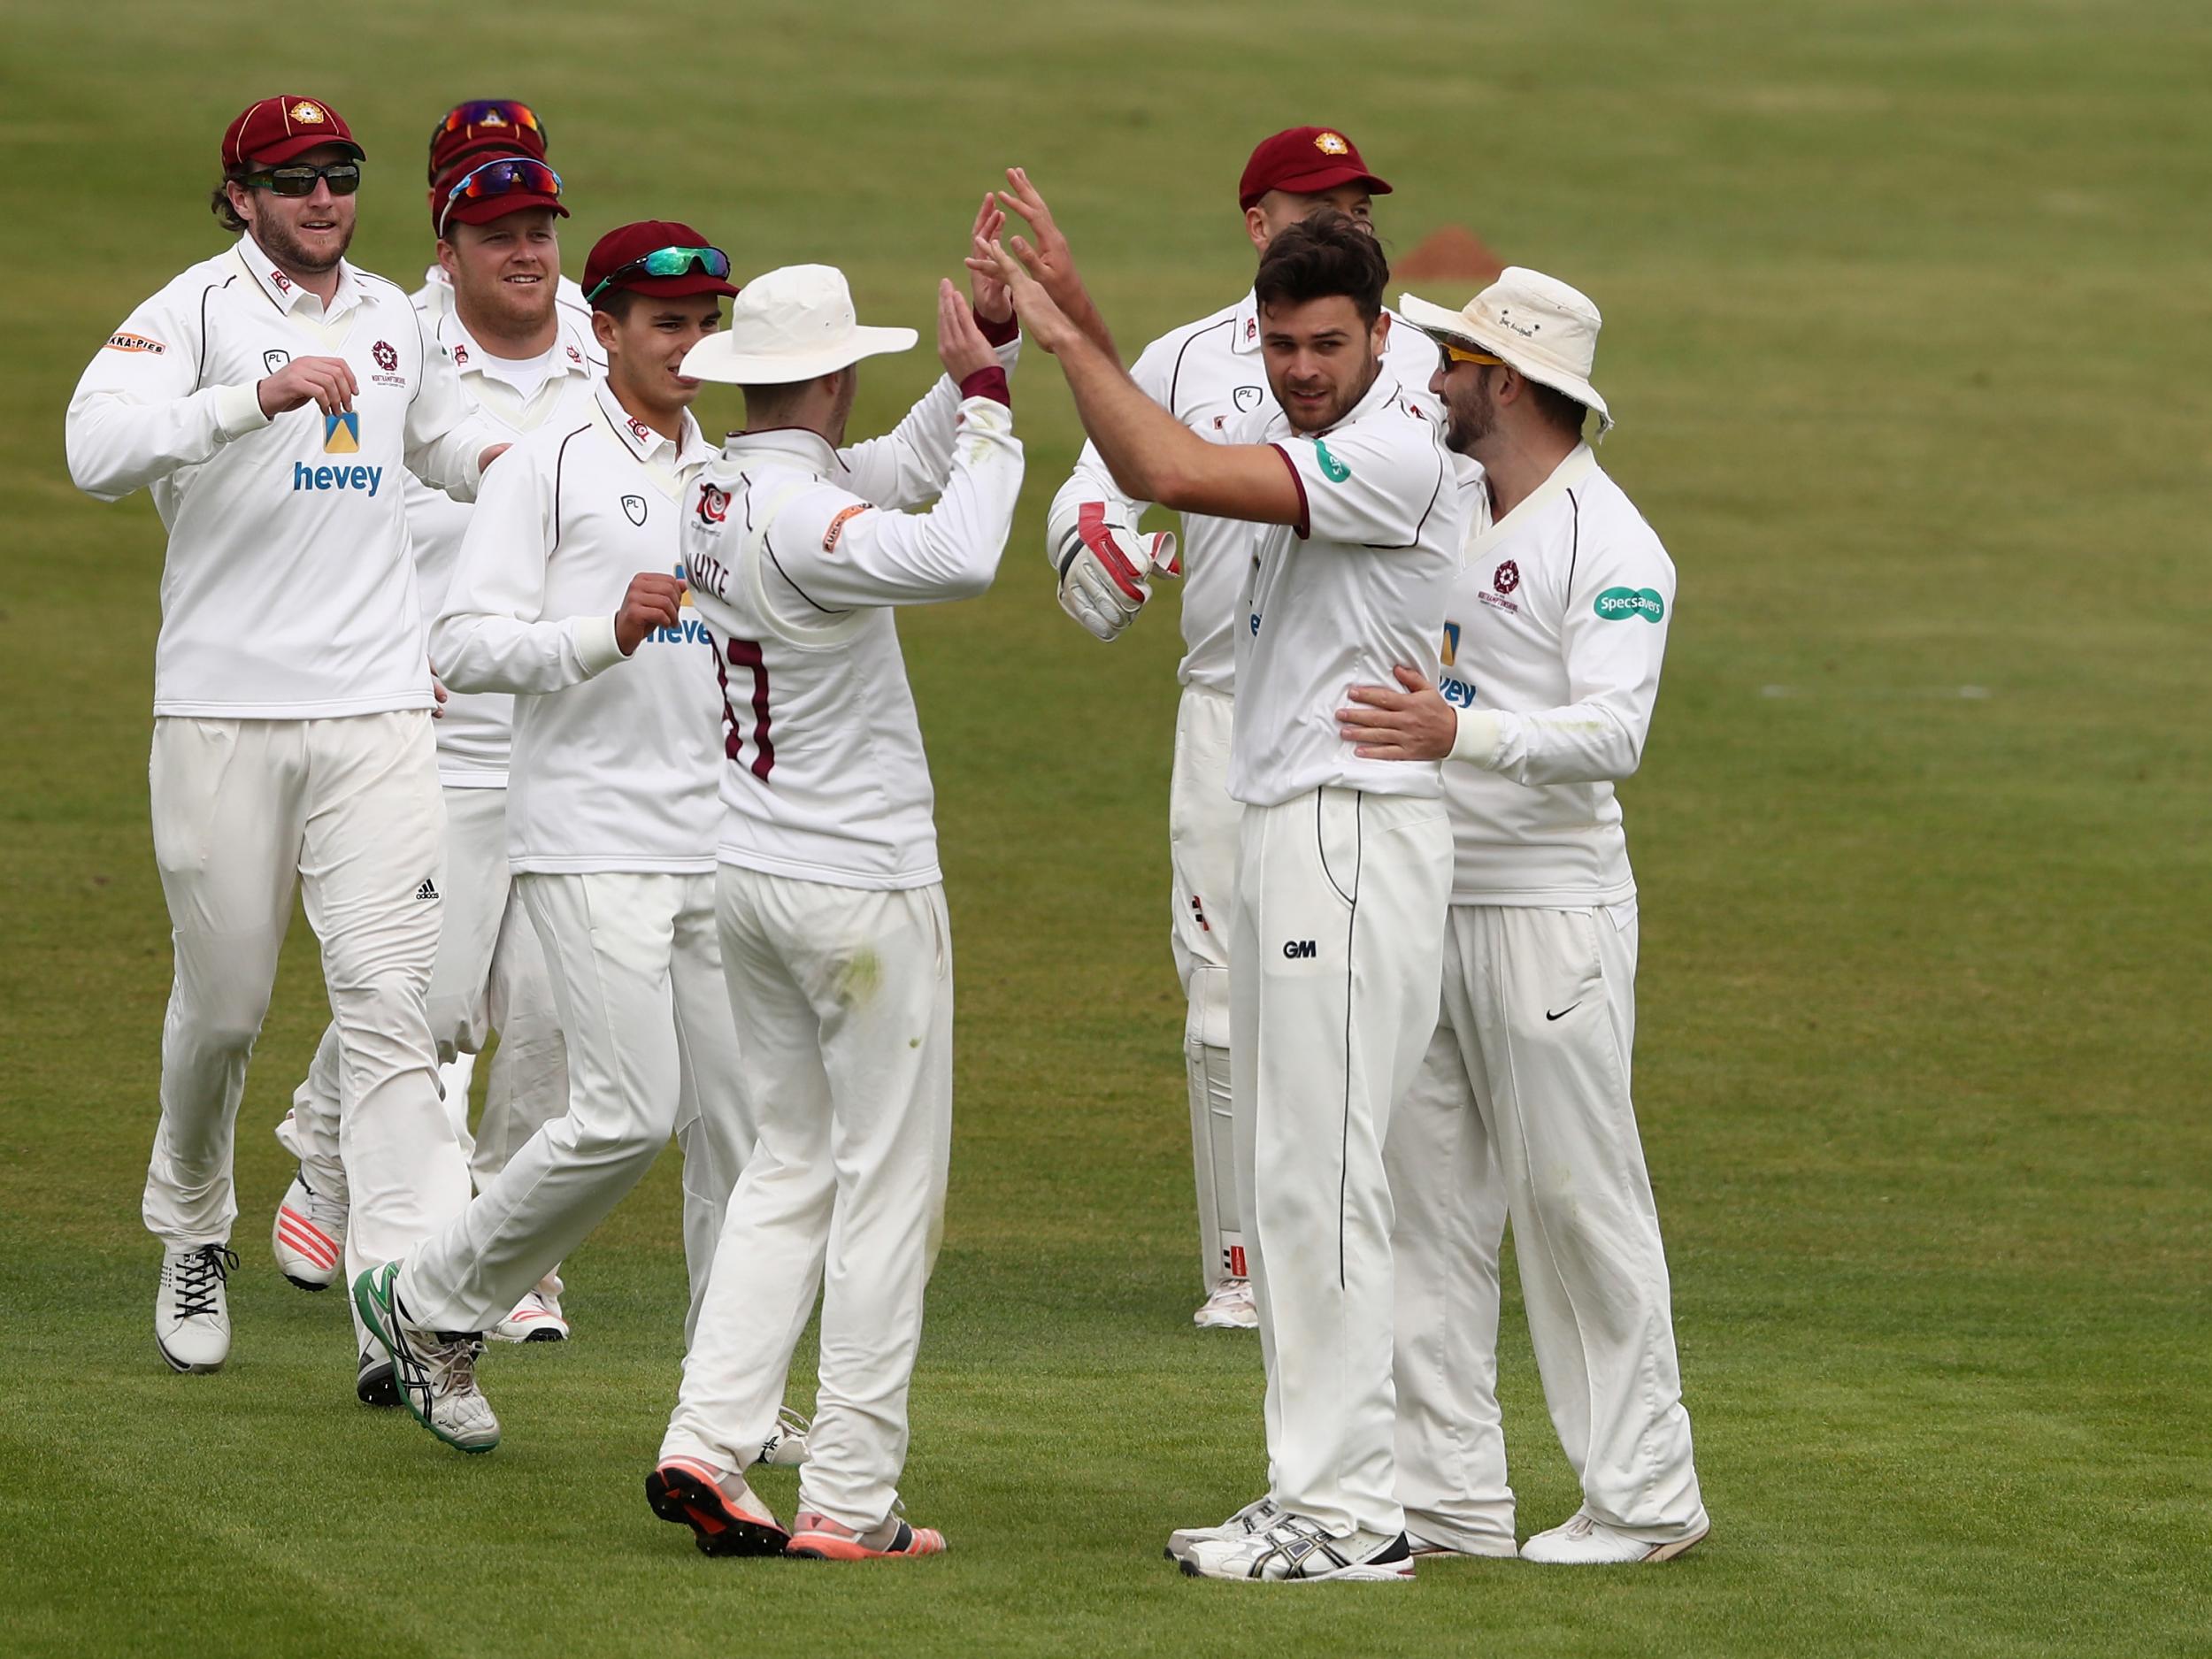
[1233,385,1263,413]
[264,349,290,374]
[696,484,729,526]
[622,495,648,526]
[290,102,326,125]
[1494,559,1520,595]
[373,341,398,373]
[323,411,360,454]
[1314,131,1348,155]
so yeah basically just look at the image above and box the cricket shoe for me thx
[352,1262,499,1454]
[757,1406,810,1468]
[646,1456,790,1557]
[272,1168,346,1291]
[488,1286,569,1344]
[1407,1526,1519,1560]
[1180,1515,1415,1583]
[1520,1511,1709,1564]
[786,1506,946,1561]
[357,1347,396,1409]
[1165,1494,1281,1563]
[1193,1278,1258,1331]
[155,1244,238,1373]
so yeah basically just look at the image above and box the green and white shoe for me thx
[353,1262,499,1455]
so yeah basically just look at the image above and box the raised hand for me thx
[614,571,686,657]
[982,239,1081,357]
[964,194,1013,326]
[993,167,1115,358]
[936,278,996,382]
[257,354,358,418]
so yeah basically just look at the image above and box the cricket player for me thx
[1337,270,1710,1563]
[1042,129,1437,1331]
[354,222,762,1455]
[65,94,506,1378]
[992,197,1461,1583]
[412,100,597,342]
[271,133,596,1388]
[648,227,1023,1561]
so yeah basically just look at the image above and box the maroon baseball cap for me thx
[581,221,739,303]
[431,156,568,238]
[426,99,549,183]
[222,96,363,170]
[1238,126,1391,211]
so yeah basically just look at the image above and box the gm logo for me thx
[1282,939,1317,959]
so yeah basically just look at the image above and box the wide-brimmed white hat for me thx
[1398,266,1612,433]
[680,263,917,385]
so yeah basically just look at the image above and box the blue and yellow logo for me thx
[1440,621,1460,667]
[323,411,360,454]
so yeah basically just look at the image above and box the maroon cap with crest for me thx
[1237,126,1391,211]
[582,221,739,303]
[222,96,364,170]
[426,99,550,183]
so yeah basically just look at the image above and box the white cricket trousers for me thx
[142,714,470,1295]
[396,870,749,1335]
[662,868,953,1534]
[276,783,568,1200]
[1389,902,1707,1545]
[1169,684,1243,1291]
[1232,787,1450,1540]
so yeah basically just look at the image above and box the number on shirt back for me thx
[716,637,774,780]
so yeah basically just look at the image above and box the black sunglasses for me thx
[243,161,362,198]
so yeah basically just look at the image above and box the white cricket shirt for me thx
[432,381,723,874]
[1227,367,1463,808]
[1051,293,1439,693]
[66,235,504,718]
[403,286,603,787]
[1436,445,1676,905]
[684,362,1024,890]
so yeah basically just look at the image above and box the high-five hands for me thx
[964,195,1013,327]
[936,278,996,381]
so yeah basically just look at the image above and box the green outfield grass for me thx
[2,1,2208,1654]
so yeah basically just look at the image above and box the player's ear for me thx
[1245,204,1271,254]
[1371,310,1391,355]
[435,236,459,282]
[591,305,618,357]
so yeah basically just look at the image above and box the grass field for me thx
[4,1,2209,1654]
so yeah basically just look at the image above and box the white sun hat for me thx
[1397,266,1612,433]
[680,263,918,385]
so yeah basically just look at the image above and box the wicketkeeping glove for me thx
[1047,497,1179,643]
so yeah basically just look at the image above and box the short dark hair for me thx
[210,168,251,235]
[1253,210,1388,325]
[1526,378,1590,440]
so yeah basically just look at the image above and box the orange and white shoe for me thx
[646,1456,789,1557]
[785,1507,947,1561]
[272,1169,345,1292]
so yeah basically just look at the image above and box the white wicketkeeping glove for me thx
[1047,497,1179,643]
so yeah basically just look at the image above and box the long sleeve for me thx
[763,396,1024,614]
[432,441,626,693]
[1457,527,1675,785]
[836,333,1020,510]
[403,310,504,503]
[65,286,271,502]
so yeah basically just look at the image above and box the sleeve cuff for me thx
[575,613,628,674]
[1450,707,1506,769]
[214,380,273,441]
[958,365,1011,408]
[973,308,1020,348]
[1269,443,1310,540]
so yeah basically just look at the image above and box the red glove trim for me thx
[1076,501,1148,603]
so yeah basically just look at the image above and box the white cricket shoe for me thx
[357,1347,396,1409]
[272,1168,346,1291]
[1181,1514,1415,1583]
[1165,1494,1282,1563]
[155,1244,237,1373]
[757,1406,810,1468]
[1407,1526,1519,1559]
[1520,1511,1709,1564]
[1193,1278,1258,1330]
[353,1262,500,1454]
[489,1286,569,1344]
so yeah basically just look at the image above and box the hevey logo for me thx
[294,459,382,495]
[1594,586,1666,623]
[696,483,730,526]
[1313,440,1351,483]
[104,332,166,355]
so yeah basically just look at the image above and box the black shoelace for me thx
[173,1244,240,1319]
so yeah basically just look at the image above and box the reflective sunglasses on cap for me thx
[243,160,362,198]
[434,100,548,147]
[584,245,732,302]
[436,157,563,239]
[1440,340,1504,367]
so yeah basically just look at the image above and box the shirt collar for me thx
[240,234,360,320]
[594,380,711,467]
[1234,288,1262,356]
[718,426,841,475]
[437,303,594,381]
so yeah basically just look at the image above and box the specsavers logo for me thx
[1313,440,1350,483]
[1594,586,1665,622]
